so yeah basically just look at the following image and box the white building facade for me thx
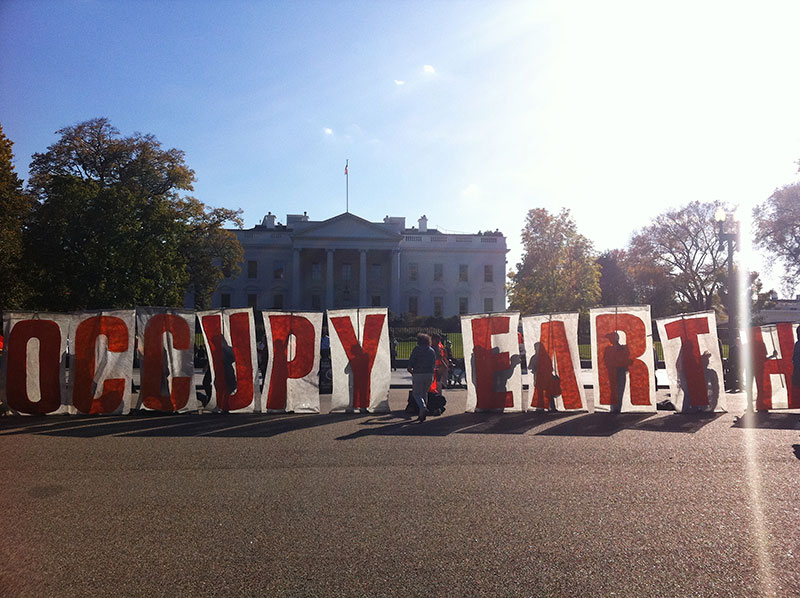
[210,211,508,317]
[758,294,800,325]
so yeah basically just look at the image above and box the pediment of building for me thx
[292,212,401,243]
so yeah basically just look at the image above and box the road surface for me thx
[1,389,799,597]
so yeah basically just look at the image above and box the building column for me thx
[292,248,301,310]
[326,249,334,310]
[359,249,368,307]
[390,249,401,314]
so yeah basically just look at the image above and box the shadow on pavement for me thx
[635,412,723,433]
[334,411,576,440]
[0,413,366,438]
[0,409,742,439]
[536,413,653,437]
[731,412,800,430]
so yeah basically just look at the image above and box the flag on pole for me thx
[344,161,348,175]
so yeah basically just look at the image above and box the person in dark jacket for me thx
[407,333,436,422]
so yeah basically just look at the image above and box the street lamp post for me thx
[714,208,741,394]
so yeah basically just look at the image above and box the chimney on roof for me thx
[262,212,276,229]
[383,215,406,232]
[418,214,428,232]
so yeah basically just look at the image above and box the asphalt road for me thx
[1,390,799,597]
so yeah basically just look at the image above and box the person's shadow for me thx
[528,342,558,410]
[468,346,522,396]
[603,332,629,413]
[703,351,720,411]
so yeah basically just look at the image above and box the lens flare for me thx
[735,200,777,594]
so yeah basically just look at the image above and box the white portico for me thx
[210,211,507,317]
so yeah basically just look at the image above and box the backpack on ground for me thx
[405,391,447,416]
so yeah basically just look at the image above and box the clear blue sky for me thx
[2,0,799,295]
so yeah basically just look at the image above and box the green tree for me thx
[620,249,680,318]
[177,197,243,309]
[24,118,242,310]
[717,268,774,325]
[597,249,636,306]
[628,200,727,312]
[0,123,32,311]
[754,182,800,295]
[508,207,600,314]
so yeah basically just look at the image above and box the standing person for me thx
[444,336,453,361]
[320,330,330,360]
[430,333,449,393]
[407,333,436,422]
[257,335,268,383]
[390,334,398,371]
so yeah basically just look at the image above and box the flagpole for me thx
[345,159,349,213]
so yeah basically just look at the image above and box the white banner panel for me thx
[197,308,259,413]
[521,312,587,412]
[328,308,390,413]
[656,311,725,412]
[68,310,135,415]
[751,322,800,410]
[461,312,523,412]
[261,311,323,413]
[590,306,655,413]
[135,308,198,413]
[1,312,71,415]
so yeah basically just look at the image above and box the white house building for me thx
[208,211,508,317]
[758,293,800,325]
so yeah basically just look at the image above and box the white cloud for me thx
[394,79,405,86]
[323,127,333,135]
[423,64,436,74]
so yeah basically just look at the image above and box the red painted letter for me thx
[6,320,62,414]
[72,316,130,414]
[471,316,513,409]
[595,314,650,407]
[140,314,192,411]
[664,317,710,407]
[201,312,255,411]
[330,314,385,409]
[267,314,316,410]
[531,320,582,410]
[751,323,799,410]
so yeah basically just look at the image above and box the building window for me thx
[459,296,469,315]
[372,295,381,307]
[342,263,352,281]
[433,263,443,281]
[220,293,231,308]
[311,294,322,310]
[408,296,418,316]
[273,294,284,310]
[311,262,322,281]
[371,263,382,281]
[459,264,468,282]
[247,260,258,279]
[247,294,258,309]
[409,262,418,282]
[484,264,493,283]
[484,297,494,313]
[273,262,284,280]
[433,296,443,318]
